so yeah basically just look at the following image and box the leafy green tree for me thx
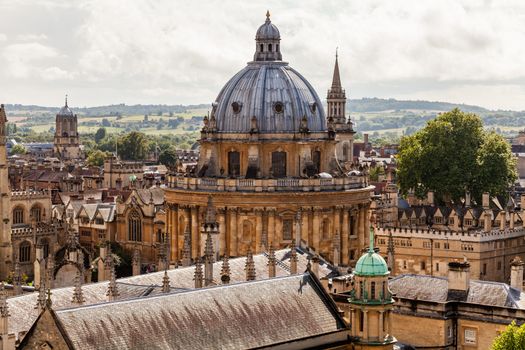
[159,147,178,168]
[397,109,516,203]
[10,144,26,155]
[491,321,525,349]
[87,150,110,167]
[94,127,107,143]
[118,131,148,161]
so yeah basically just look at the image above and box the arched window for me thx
[19,241,31,263]
[228,151,240,177]
[260,44,263,52]
[242,220,253,242]
[359,281,363,299]
[128,209,142,242]
[312,150,321,173]
[31,205,42,223]
[371,281,376,299]
[268,43,272,51]
[276,44,279,51]
[13,206,24,225]
[271,151,286,178]
[342,143,349,162]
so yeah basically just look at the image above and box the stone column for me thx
[275,215,283,247]
[228,208,238,257]
[350,309,356,336]
[379,311,384,340]
[236,211,243,255]
[190,206,199,259]
[268,208,276,246]
[255,208,263,253]
[363,310,369,340]
[301,208,310,246]
[342,208,349,265]
[218,208,226,256]
[312,207,321,252]
[333,205,342,239]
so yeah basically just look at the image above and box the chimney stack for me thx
[427,191,434,206]
[448,261,470,293]
[511,257,524,291]
[482,192,490,209]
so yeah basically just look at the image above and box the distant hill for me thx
[347,98,489,113]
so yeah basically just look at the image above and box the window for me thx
[228,151,240,177]
[420,261,426,271]
[403,260,407,269]
[359,281,363,299]
[382,281,386,299]
[312,150,321,173]
[81,230,91,237]
[464,328,477,345]
[81,217,89,224]
[231,101,242,114]
[276,44,279,51]
[449,218,454,225]
[19,241,31,263]
[448,326,453,338]
[41,240,49,259]
[271,151,287,178]
[434,216,443,224]
[260,44,263,52]
[350,250,355,260]
[423,242,431,249]
[268,43,272,51]
[128,209,142,242]
[359,310,364,332]
[13,206,24,225]
[444,242,450,249]
[243,220,254,242]
[322,218,330,240]
[282,219,293,241]
[97,230,106,240]
[435,242,440,249]
[273,102,284,114]
[465,219,473,226]
[95,218,104,225]
[436,263,439,272]
[483,263,487,275]
[371,281,376,299]
[30,205,42,223]
[497,261,502,270]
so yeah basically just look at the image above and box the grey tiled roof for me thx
[390,274,525,309]
[55,273,344,349]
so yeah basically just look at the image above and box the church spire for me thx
[331,48,342,90]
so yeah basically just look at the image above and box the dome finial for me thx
[369,226,375,253]
[65,94,68,107]
[266,10,270,22]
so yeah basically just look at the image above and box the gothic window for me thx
[19,241,31,263]
[271,151,286,178]
[13,206,24,225]
[30,205,42,223]
[228,151,240,177]
[242,220,253,242]
[282,219,293,241]
[128,209,142,242]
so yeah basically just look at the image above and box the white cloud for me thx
[0,33,6,41]
[2,0,525,110]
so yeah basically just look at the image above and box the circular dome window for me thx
[273,102,284,114]
[232,102,242,114]
[310,102,317,113]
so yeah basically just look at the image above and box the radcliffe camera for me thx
[0,1,524,349]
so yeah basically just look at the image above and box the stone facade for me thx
[53,97,81,160]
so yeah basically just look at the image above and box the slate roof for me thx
[390,274,525,309]
[6,248,332,337]
[54,273,345,350]
[135,187,164,205]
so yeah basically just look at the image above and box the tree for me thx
[10,144,26,155]
[397,109,517,203]
[491,321,525,349]
[118,131,148,161]
[102,118,111,127]
[94,127,107,143]
[158,147,178,168]
[87,150,110,167]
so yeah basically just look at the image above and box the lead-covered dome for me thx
[57,96,74,117]
[211,13,326,134]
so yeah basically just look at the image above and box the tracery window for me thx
[13,206,24,225]
[128,210,142,242]
[30,205,42,223]
[19,241,31,263]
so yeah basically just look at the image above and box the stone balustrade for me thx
[11,190,49,199]
[168,175,366,192]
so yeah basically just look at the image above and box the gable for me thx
[18,308,72,350]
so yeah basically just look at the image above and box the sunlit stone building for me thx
[165,13,373,266]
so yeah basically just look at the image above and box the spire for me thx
[290,246,298,274]
[266,9,270,22]
[35,270,47,311]
[0,283,9,324]
[12,261,22,295]
[162,270,171,293]
[106,256,119,301]
[194,258,203,288]
[71,269,85,304]
[267,245,276,278]
[220,255,231,284]
[182,224,191,267]
[331,48,342,89]
[245,248,256,281]
[204,231,214,286]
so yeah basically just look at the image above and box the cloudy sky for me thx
[1,0,525,110]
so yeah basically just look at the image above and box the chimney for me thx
[484,211,492,232]
[290,247,298,274]
[465,192,471,207]
[511,257,524,291]
[482,192,490,209]
[364,133,369,145]
[448,261,470,293]
[500,211,506,231]
[427,191,434,206]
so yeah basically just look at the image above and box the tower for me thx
[53,96,81,160]
[348,227,396,349]
[327,51,355,163]
[0,105,12,280]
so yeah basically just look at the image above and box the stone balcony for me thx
[167,175,367,192]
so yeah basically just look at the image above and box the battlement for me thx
[375,226,525,243]
[11,190,49,200]
[11,225,55,237]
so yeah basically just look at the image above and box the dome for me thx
[354,251,389,276]
[256,11,280,40]
[212,62,326,133]
[57,96,74,117]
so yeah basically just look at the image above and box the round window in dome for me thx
[273,102,284,114]
[310,102,317,113]
[232,102,242,114]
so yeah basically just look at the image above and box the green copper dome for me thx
[354,227,389,276]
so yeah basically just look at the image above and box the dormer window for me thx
[273,102,284,114]
[232,102,242,114]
